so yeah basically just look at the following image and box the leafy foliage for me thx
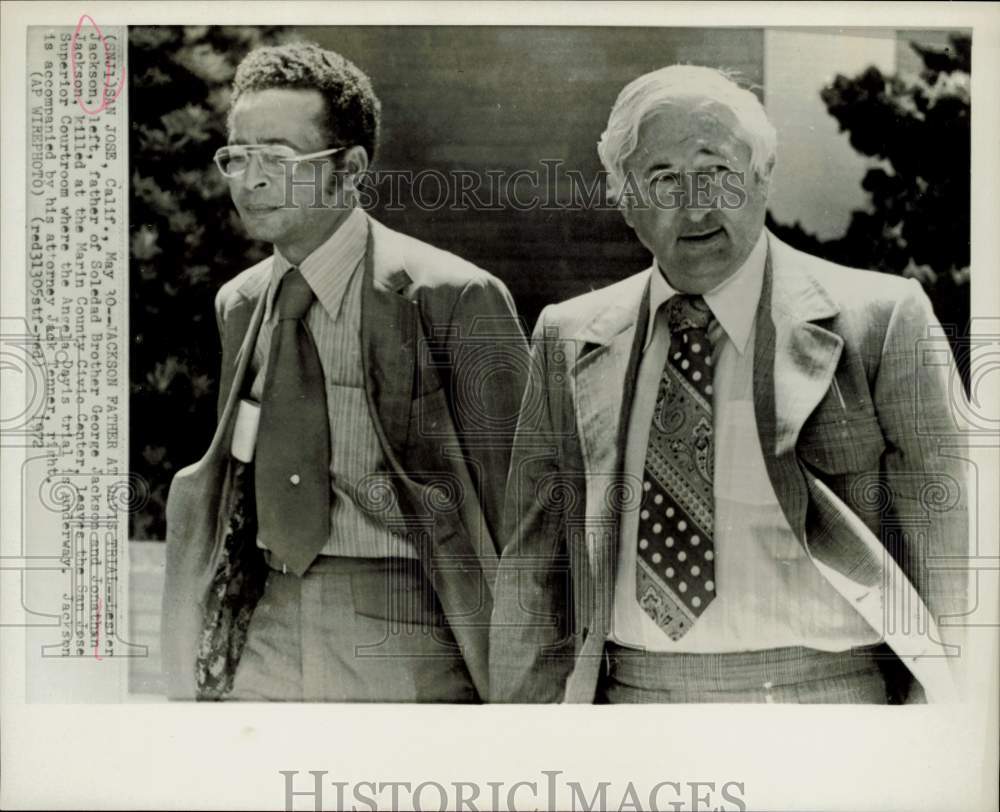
[768,34,970,378]
[130,26,292,539]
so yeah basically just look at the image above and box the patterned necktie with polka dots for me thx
[636,293,716,640]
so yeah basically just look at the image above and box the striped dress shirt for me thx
[250,207,415,559]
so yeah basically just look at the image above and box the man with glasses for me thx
[162,42,527,702]
[491,65,968,704]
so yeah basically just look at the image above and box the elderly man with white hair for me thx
[489,65,967,704]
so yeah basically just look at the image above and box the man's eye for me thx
[651,172,681,186]
[261,148,293,165]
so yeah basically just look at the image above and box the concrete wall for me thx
[306,26,764,327]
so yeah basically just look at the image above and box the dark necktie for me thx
[254,267,331,576]
[636,293,716,640]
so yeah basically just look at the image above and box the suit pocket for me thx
[797,414,885,474]
[351,562,447,627]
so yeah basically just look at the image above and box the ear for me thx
[620,195,636,228]
[616,167,646,228]
[343,145,369,178]
[757,154,776,189]
[332,146,370,198]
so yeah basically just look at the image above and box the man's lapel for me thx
[572,275,650,610]
[573,314,641,486]
[753,234,842,539]
[361,219,418,455]
[218,283,268,433]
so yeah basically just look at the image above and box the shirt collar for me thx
[645,229,767,356]
[265,206,369,322]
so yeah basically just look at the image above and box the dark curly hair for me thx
[230,42,381,162]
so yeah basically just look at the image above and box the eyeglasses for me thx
[213,144,347,178]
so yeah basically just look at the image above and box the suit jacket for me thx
[162,216,528,700]
[490,231,968,703]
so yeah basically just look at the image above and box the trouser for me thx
[227,552,478,702]
[597,641,889,704]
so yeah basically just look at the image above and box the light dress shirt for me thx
[250,207,415,559]
[611,230,879,651]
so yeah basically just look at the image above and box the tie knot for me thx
[665,294,712,333]
[275,268,315,321]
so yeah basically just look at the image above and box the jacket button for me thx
[289,474,301,485]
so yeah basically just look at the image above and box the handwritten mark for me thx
[70,14,126,116]
[94,595,103,661]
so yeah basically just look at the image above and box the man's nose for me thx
[240,153,270,191]
[684,172,719,222]
[686,206,710,223]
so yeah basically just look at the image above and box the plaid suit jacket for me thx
[490,231,968,703]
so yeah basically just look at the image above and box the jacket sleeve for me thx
[872,279,970,696]
[445,276,529,550]
[490,307,579,702]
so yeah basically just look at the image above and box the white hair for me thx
[597,64,777,201]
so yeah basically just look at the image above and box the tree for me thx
[129,26,291,539]
[767,33,971,383]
